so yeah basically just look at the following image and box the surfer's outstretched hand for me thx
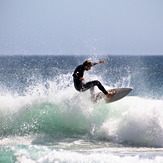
[106,91,115,98]
[99,60,105,64]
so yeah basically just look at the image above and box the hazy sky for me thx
[0,0,163,55]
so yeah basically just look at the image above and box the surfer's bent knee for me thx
[93,80,101,86]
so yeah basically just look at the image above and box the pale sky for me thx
[0,0,163,55]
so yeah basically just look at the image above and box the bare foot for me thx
[106,91,115,98]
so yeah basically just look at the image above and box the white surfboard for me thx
[92,87,133,103]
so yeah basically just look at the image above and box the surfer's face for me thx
[85,66,91,71]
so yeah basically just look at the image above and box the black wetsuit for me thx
[72,64,108,95]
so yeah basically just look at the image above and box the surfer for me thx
[73,60,115,98]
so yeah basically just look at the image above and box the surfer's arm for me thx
[73,73,84,81]
[91,60,105,66]
[73,65,84,80]
[73,72,79,79]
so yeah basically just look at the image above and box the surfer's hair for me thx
[83,60,92,67]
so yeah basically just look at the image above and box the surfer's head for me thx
[83,60,92,70]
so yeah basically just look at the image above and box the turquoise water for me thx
[0,55,163,162]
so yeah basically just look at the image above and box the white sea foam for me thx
[97,97,163,147]
[0,75,163,148]
[13,146,163,163]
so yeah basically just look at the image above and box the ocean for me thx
[0,55,163,163]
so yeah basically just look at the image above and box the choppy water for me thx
[0,55,163,162]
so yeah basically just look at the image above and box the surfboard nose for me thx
[126,87,133,92]
[122,87,133,94]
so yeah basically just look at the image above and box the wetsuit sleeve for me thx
[73,71,80,79]
[91,62,99,66]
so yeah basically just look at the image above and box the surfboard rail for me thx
[92,87,133,103]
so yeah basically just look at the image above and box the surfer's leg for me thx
[90,81,115,98]
[82,80,108,95]
[80,82,95,98]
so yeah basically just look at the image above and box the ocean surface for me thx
[0,55,163,163]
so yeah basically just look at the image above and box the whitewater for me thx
[0,55,163,162]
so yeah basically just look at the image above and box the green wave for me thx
[0,101,111,137]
